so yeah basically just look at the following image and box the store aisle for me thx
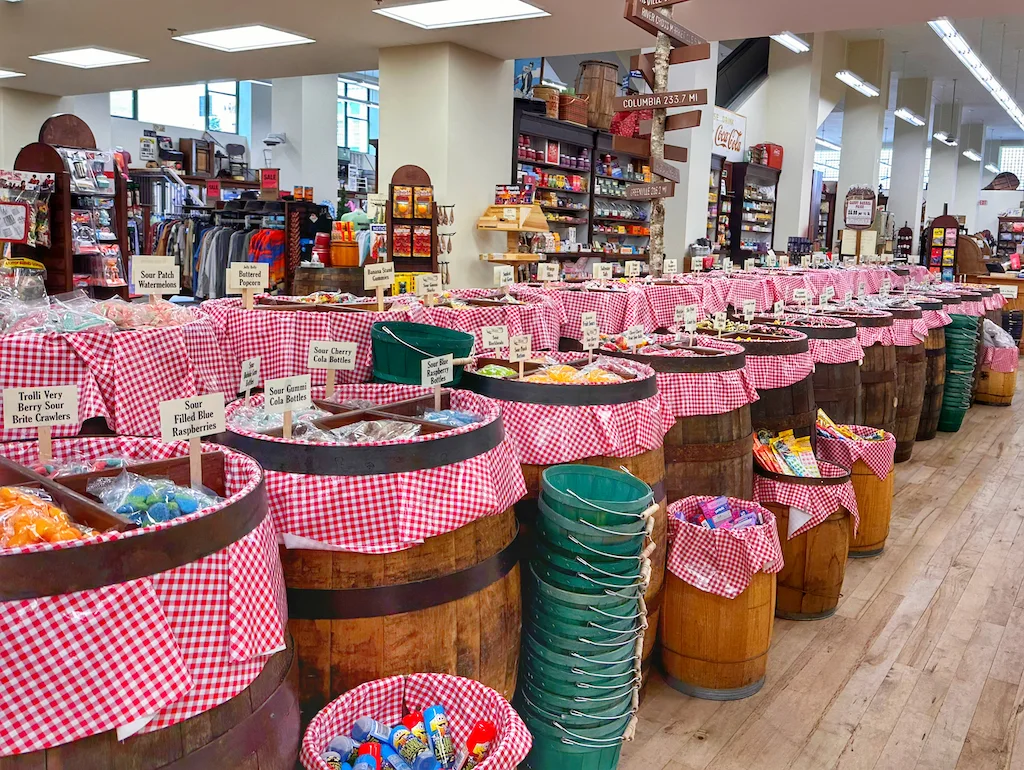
[623,367,1024,770]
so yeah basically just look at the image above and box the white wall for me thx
[111,118,250,169]
[977,191,1024,235]
[270,74,337,205]
[732,78,768,147]
[0,87,62,168]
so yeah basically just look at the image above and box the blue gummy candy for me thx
[176,495,198,514]
[147,502,172,522]
[115,503,135,515]
[132,484,155,499]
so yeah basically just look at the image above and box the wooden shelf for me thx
[479,253,544,263]
[476,204,549,233]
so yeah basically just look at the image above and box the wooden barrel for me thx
[577,60,619,130]
[723,329,816,445]
[460,362,666,686]
[292,266,370,297]
[847,459,894,557]
[660,570,776,700]
[601,341,753,499]
[978,287,1001,325]
[820,310,897,434]
[890,307,927,462]
[218,399,521,723]
[0,448,300,769]
[976,366,1017,406]
[914,297,948,441]
[755,464,852,620]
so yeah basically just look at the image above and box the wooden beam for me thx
[612,135,651,157]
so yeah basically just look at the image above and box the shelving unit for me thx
[997,216,1024,259]
[386,165,439,278]
[725,162,780,258]
[707,155,725,246]
[477,203,550,267]
[927,209,961,281]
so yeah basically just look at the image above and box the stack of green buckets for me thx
[939,313,980,432]
[515,465,655,770]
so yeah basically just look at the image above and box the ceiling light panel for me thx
[770,32,810,54]
[29,48,148,69]
[173,25,314,53]
[815,137,842,152]
[985,163,1000,173]
[0,68,25,79]
[835,70,879,98]
[373,0,549,29]
[933,131,958,147]
[962,149,982,161]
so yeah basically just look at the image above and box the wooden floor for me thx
[623,372,1024,770]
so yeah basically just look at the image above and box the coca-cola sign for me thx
[713,106,746,162]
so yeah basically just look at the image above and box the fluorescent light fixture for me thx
[244,79,273,87]
[933,131,958,147]
[815,137,842,152]
[0,68,25,79]
[962,149,982,162]
[985,163,1000,173]
[894,107,925,127]
[929,17,1024,132]
[173,25,313,53]
[29,47,147,69]
[770,32,810,54]
[835,69,880,98]
[373,0,549,29]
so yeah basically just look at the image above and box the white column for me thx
[379,43,512,288]
[925,102,962,220]
[888,78,933,256]
[954,121,984,232]
[764,38,824,249]
[662,42,719,255]
[270,75,339,205]
[835,40,889,244]
[57,93,112,149]
[0,87,62,168]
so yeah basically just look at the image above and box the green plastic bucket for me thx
[523,590,639,624]
[530,558,642,594]
[533,542,641,578]
[520,659,640,697]
[533,508,645,557]
[521,643,637,681]
[540,465,654,526]
[526,564,642,608]
[514,691,634,731]
[526,604,640,637]
[538,497,649,541]
[527,620,642,657]
[370,322,474,385]
[520,711,628,770]
[517,673,636,713]
[522,629,638,670]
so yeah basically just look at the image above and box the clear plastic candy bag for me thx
[87,471,223,527]
[228,404,329,434]
[0,486,95,548]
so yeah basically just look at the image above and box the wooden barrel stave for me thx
[848,459,894,558]
[858,343,897,434]
[0,639,300,769]
[813,361,861,425]
[893,343,927,462]
[766,504,851,620]
[665,406,753,501]
[917,328,946,441]
[975,367,1017,406]
[283,509,521,723]
[660,571,776,700]
[749,375,817,445]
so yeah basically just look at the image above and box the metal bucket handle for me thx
[567,534,642,561]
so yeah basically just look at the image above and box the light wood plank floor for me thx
[623,372,1024,770]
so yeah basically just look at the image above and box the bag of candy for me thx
[87,471,222,527]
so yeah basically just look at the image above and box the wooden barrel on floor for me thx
[601,340,753,499]
[219,398,521,723]
[847,459,894,557]
[460,364,666,686]
[660,570,776,700]
[890,306,927,462]
[292,266,370,297]
[837,311,897,434]
[978,287,1001,326]
[755,464,852,620]
[915,297,949,441]
[976,367,1017,405]
[780,316,861,425]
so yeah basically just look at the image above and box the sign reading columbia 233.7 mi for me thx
[159,393,225,443]
[227,262,269,293]
[624,0,706,47]
[626,182,676,200]
[613,89,708,113]
[3,386,78,428]
[132,256,180,295]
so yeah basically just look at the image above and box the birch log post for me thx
[649,29,671,275]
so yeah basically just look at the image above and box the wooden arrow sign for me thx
[638,111,703,136]
[613,90,707,112]
[664,146,688,163]
[624,0,706,47]
[626,182,676,200]
[630,45,713,88]
[651,157,680,183]
[638,0,691,6]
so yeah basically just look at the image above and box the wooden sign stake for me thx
[588,349,593,364]
[376,286,385,312]
[242,288,255,311]
[283,410,293,440]
[518,361,525,381]
[38,425,52,464]
[325,369,336,399]
[434,384,442,411]
[189,436,203,488]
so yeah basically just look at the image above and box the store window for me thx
[999,146,1024,183]
[338,79,379,154]
[879,148,892,192]
[814,149,841,181]
[110,81,239,134]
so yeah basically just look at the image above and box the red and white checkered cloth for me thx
[433,293,563,351]
[753,461,860,539]
[301,674,532,770]
[800,269,852,299]
[815,425,896,481]
[702,274,775,313]
[637,335,760,418]
[474,354,672,464]
[644,283,707,328]
[666,497,783,599]
[990,291,1008,310]
[0,437,286,756]
[939,293,987,317]
[0,317,236,439]
[767,273,817,304]
[920,309,953,329]
[709,327,814,390]
[890,316,929,346]
[852,267,901,294]
[982,346,1020,374]
[773,316,862,365]
[199,297,427,386]
[541,288,632,340]
[225,385,525,553]
[908,266,934,285]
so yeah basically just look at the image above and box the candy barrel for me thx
[975,347,1019,406]
[716,327,816,445]
[979,287,1002,326]
[600,336,756,500]
[217,386,524,723]
[817,426,896,557]
[915,297,951,441]
[460,355,671,686]
[753,462,860,620]
[0,438,297,768]
[887,306,927,463]
[660,497,782,700]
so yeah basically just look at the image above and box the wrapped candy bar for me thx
[0,486,95,548]
[87,471,222,527]
[816,409,886,441]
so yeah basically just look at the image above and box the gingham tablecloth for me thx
[0,437,286,756]
[200,297,427,386]
[541,288,632,340]
[475,354,672,465]
[301,674,532,770]
[644,283,707,329]
[225,385,526,553]
[640,335,759,418]
[699,274,775,314]
[982,346,1020,373]
[753,461,860,539]
[945,297,987,317]
[981,290,1007,311]
[890,316,929,346]
[908,266,933,285]
[766,272,817,304]
[816,425,896,480]
[769,316,862,365]
[667,497,783,599]
[921,309,953,329]
[0,316,236,439]
[434,292,563,351]
[708,327,814,390]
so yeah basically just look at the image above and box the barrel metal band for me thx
[287,531,522,619]
[926,348,946,358]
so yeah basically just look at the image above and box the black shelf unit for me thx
[996,216,1024,257]
[725,162,780,258]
